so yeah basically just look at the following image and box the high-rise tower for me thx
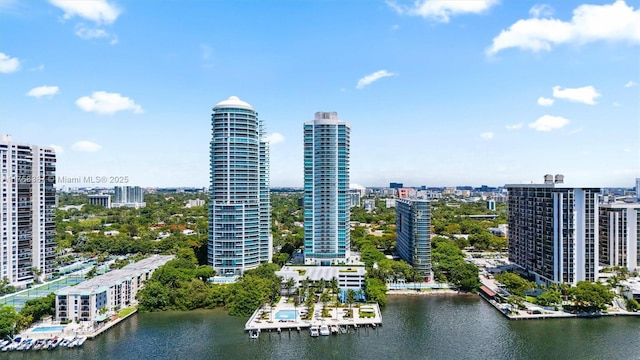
[0,135,56,287]
[507,175,600,285]
[304,112,350,265]
[208,96,271,276]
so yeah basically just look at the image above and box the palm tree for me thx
[347,289,356,310]
[320,290,331,317]
[285,278,295,298]
[330,277,339,295]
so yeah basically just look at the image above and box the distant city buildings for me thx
[0,135,56,287]
[208,96,271,276]
[397,188,415,199]
[88,194,111,208]
[385,198,396,208]
[396,199,432,280]
[349,189,361,208]
[507,175,600,285]
[389,182,403,189]
[599,201,639,273]
[112,186,146,208]
[636,178,640,201]
[304,112,350,265]
[185,199,205,208]
[487,199,496,211]
[363,199,376,212]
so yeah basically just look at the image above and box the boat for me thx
[249,329,260,339]
[339,325,347,334]
[319,325,330,336]
[76,337,87,346]
[68,337,79,347]
[330,324,339,335]
[309,326,320,337]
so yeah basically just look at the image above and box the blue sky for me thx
[1,0,638,188]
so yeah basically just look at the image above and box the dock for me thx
[244,297,382,336]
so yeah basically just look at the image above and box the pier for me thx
[244,297,382,337]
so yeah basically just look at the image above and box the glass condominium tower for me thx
[304,112,350,265]
[208,96,271,276]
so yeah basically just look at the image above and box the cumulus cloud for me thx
[387,0,499,23]
[71,140,101,152]
[0,52,20,73]
[480,132,494,140]
[528,115,570,131]
[26,85,60,98]
[356,70,396,89]
[76,91,143,115]
[50,144,64,154]
[552,85,600,105]
[49,0,121,24]
[486,0,640,55]
[537,97,554,106]
[75,23,109,39]
[529,4,554,18]
[625,80,638,87]
[30,64,45,72]
[263,133,285,145]
[506,123,523,130]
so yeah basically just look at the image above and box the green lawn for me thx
[118,307,137,318]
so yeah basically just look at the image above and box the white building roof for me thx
[214,96,254,111]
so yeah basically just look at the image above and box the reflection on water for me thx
[6,296,640,360]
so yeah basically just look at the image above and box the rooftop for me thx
[55,255,174,296]
[213,96,254,111]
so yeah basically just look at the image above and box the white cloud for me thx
[75,23,109,39]
[356,70,396,89]
[26,85,60,98]
[387,0,499,23]
[392,24,400,30]
[506,123,523,130]
[529,4,554,18]
[49,0,121,25]
[50,144,64,154]
[612,101,622,107]
[537,96,554,106]
[480,132,494,140]
[0,52,20,73]
[76,91,143,115]
[625,80,638,87]
[30,64,44,72]
[71,140,101,152]
[263,133,285,145]
[487,0,640,55]
[569,126,584,134]
[552,85,600,105]
[528,115,570,131]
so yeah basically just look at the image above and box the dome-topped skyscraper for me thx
[208,96,271,276]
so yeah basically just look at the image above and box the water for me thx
[275,310,298,320]
[31,326,67,333]
[6,296,640,360]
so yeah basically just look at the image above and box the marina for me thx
[244,297,382,338]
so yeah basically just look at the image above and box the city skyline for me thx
[1,1,639,187]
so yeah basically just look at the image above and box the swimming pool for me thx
[275,310,298,320]
[32,325,67,333]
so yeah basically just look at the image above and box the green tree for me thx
[346,289,356,309]
[536,290,562,307]
[568,281,615,311]
[494,272,533,296]
[195,265,216,282]
[0,306,21,338]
